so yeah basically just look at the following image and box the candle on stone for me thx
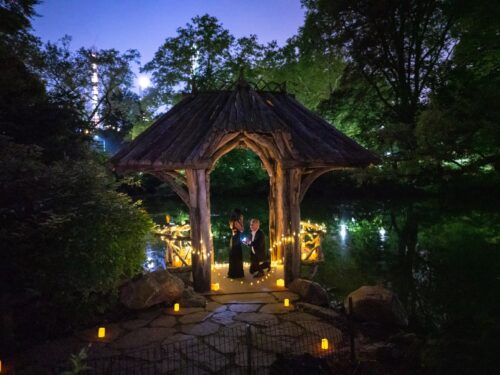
[174,303,180,312]
[276,279,285,287]
[321,338,329,350]
[98,327,106,338]
[211,283,220,291]
[284,298,290,307]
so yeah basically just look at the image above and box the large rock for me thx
[167,266,192,286]
[120,270,184,310]
[178,286,206,307]
[288,278,329,306]
[345,285,408,326]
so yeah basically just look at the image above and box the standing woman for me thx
[227,208,245,278]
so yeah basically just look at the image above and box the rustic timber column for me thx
[186,169,212,292]
[273,163,286,263]
[268,174,277,261]
[287,168,302,284]
[281,167,302,285]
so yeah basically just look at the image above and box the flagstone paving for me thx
[16,290,346,374]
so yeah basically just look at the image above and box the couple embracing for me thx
[228,209,271,279]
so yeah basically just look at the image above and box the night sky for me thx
[32,0,305,73]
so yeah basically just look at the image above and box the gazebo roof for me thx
[111,80,379,172]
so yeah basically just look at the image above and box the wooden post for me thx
[186,169,212,292]
[268,174,277,262]
[274,163,286,263]
[282,167,302,285]
[289,168,302,283]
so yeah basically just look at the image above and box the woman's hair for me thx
[230,208,243,222]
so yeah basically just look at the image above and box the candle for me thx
[174,303,180,312]
[284,298,290,307]
[321,338,329,350]
[276,279,285,287]
[211,283,220,291]
[98,327,106,338]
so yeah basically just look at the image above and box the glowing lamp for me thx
[174,303,180,312]
[173,256,182,267]
[165,214,171,224]
[276,279,285,287]
[321,338,329,350]
[98,327,106,338]
[211,283,220,291]
[284,298,290,307]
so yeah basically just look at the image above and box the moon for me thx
[138,75,151,90]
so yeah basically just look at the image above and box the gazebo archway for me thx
[151,132,330,292]
[111,76,379,292]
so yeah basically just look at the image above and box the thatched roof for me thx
[111,79,379,172]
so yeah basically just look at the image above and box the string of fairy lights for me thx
[154,219,328,281]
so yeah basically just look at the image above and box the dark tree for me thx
[301,0,453,159]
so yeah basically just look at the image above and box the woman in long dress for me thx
[227,209,245,278]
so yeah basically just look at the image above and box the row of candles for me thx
[94,300,331,351]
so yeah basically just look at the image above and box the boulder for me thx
[178,286,207,307]
[295,302,341,321]
[345,285,408,326]
[167,266,192,286]
[120,270,184,310]
[288,278,329,306]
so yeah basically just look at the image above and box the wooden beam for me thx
[243,132,281,160]
[299,167,337,203]
[152,171,190,207]
[165,170,187,186]
[209,135,243,171]
[242,137,274,177]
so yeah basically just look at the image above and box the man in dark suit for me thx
[247,218,270,278]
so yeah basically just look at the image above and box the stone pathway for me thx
[16,291,345,374]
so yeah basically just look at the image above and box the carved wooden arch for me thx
[208,132,279,176]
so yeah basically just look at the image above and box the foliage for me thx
[416,0,500,174]
[0,1,153,350]
[0,138,153,320]
[61,345,91,375]
[297,0,457,188]
[210,148,268,193]
[40,36,142,141]
[143,14,236,105]
[418,216,500,374]
[257,38,345,112]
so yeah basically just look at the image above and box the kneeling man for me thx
[248,218,270,278]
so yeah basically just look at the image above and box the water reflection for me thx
[144,239,166,271]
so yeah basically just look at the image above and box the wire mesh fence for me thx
[80,318,347,375]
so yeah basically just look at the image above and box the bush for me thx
[418,218,500,374]
[0,138,153,334]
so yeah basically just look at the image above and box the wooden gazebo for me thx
[111,76,378,292]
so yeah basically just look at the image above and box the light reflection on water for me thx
[144,240,166,271]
